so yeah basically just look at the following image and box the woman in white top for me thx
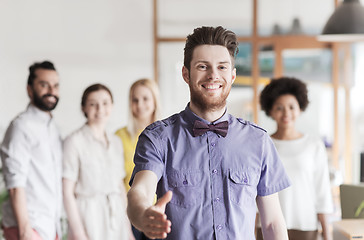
[63,84,134,240]
[258,77,333,240]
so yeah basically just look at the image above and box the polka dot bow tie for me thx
[192,120,229,137]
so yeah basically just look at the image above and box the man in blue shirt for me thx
[127,26,290,239]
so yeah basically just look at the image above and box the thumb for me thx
[155,191,173,209]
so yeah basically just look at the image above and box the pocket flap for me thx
[229,170,258,186]
[168,171,203,188]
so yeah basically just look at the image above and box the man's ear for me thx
[232,68,236,84]
[182,66,190,84]
[27,85,33,99]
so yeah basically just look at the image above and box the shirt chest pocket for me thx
[167,171,203,208]
[228,170,259,207]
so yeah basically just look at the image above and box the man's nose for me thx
[207,68,219,80]
[47,85,58,95]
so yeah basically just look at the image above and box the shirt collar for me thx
[82,124,112,148]
[183,103,229,126]
[27,103,53,124]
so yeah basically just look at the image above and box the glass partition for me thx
[235,42,252,86]
[234,42,272,86]
[259,45,275,79]
[282,48,332,83]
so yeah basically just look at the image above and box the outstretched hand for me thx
[141,191,173,239]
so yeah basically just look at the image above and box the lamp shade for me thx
[318,0,364,42]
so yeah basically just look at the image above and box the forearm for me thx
[9,188,31,234]
[318,213,332,240]
[127,170,172,239]
[63,179,87,238]
[257,194,288,240]
[127,186,153,230]
[63,194,86,233]
[261,221,288,240]
[127,170,158,230]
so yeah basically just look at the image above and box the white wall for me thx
[0,0,153,138]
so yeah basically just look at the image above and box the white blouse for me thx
[273,134,333,231]
[63,124,127,240]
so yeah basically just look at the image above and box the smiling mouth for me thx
[43,95,57,103]
[202,83,222,90]
[282,118,291,123]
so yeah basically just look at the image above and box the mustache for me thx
[42,94,59,100]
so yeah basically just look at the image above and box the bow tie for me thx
[193,120,229,137]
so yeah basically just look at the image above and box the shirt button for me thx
[215,197,220,202]
[217,225,223,231]
[243,178,248,183]
[211,143,216,147]
[183,180,188,185]
[212,169,218,174]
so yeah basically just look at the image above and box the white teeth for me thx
[205,85,219,89]
[45,96,56,103]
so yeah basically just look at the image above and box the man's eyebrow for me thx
[194,60,208,64]
[193,60,231,64]
[38,80,59,87]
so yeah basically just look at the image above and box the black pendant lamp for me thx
[318,0,364,42]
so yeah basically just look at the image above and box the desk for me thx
[333,219,364,240]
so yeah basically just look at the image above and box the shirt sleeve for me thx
[0,121,32,189]
[129,129,165,187]
[314,139,333,213]
[257,134,291,196]
[62,135,80,182]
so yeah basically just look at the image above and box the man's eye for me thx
[198,65,207,70]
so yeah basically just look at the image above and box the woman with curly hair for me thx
[258,77,333,240]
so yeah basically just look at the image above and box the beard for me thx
[32,90,59,111]
[189,81,231,112]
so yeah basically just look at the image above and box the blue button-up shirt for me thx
[131,105,290,239]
